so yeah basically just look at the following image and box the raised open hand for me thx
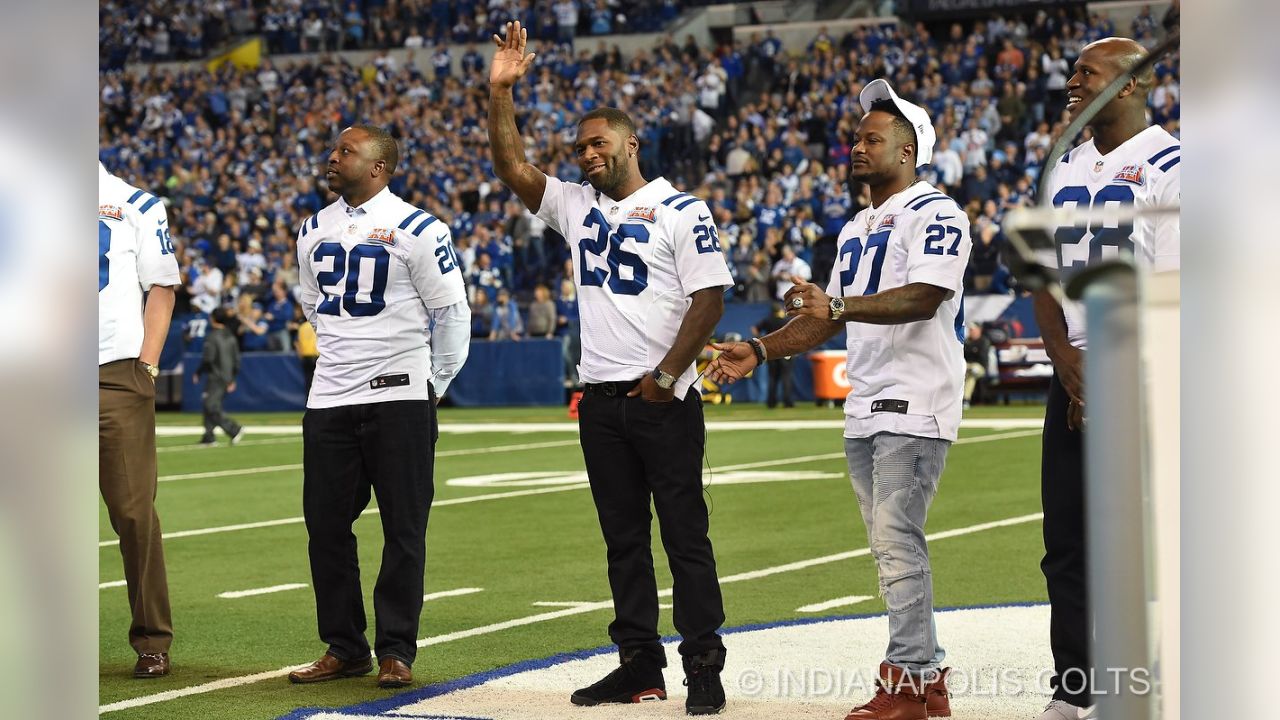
[490,21,536,89]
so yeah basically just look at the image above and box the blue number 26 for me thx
[578,208,650,296]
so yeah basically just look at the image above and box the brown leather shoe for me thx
[377,657,412,688]
[844,662,928,720]
[924,667,951,717]
[134,652,170,678]
[288,652,373,684]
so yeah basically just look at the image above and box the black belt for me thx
[583,380,641,397]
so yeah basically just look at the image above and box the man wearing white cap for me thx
[708,79,971,720]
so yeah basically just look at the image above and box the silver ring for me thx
[790,297,804,309]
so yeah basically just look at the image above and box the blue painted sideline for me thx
[276,601,1047,719]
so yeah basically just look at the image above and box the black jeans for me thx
[1040,373,1090,702]
[577,381,726,664]
[302,397,437,665]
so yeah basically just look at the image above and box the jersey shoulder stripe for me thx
[673,196,700,211]
[411,214,439,237]
[1062,149,1073,164]
[399,208,426,229]
[126,188,162,214]
[661,192,691,206]
[907,193,948,211]
[310,214,320,231]
[1158,156,1180,172]
[299,214,314,238]
[1147,144,1179,165]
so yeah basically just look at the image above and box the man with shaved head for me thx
[1033,37,1180,720]
[289,124,472,689]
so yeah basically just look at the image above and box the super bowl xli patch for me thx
[627,207,656,223]
[367,228,397,246]
[1112,164,1146,186]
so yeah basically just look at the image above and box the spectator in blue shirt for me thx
[264,282,294,352]
[238,304,271,352]
[489,288,525,341]
[589,1,611,35]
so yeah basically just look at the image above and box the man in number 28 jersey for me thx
[1032,37,1179,720]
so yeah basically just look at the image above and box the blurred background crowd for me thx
[98,0,1179,353]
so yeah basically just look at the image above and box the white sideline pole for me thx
[1079,265,1152,720]
[1142,271,1180,720]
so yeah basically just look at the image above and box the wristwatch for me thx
[140,361,160,379]
[652,368,677,390]
[829,296,846,321]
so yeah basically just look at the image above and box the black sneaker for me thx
[683,649,727,715]
[570,648,666,706]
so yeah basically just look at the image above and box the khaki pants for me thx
[99,359,173,654]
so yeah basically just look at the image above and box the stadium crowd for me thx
[98,5,1179,352]
[100,0,696,68]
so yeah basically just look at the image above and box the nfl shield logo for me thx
[1094,160,1105,172]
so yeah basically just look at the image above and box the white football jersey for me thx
[826,182,972,441]
[537,176,733,399]
[298,187,469,408]
[98,163,181,365]
[1047,125,1181,349]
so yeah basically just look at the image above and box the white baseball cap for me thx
[858,79,936,167]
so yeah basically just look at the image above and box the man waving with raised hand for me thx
[488,21,733,716]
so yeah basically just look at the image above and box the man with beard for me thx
[487,21,732,716]
[707,79,970,720]
[288,124,471,689]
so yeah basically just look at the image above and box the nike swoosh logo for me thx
[698,215,710,221]
[935,213,956,221]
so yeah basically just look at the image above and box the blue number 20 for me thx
[313,243,390,317]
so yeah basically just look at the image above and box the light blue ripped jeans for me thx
[845,433,950,674]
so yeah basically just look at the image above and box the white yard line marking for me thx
[796,595,876,613]
[531,601,599,608]
[99,580,127,589]
[161,464,302,482]
[154,418,1043,437]
[98,485,592,548]
[158,437,302,452]
[157,440,584,483]
[216,583,308,599]
[715,513,1044,586]
[710,428,1041,475]
[424,587,484,602]
[101,510,1044,713]
[105,431,1039,548]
